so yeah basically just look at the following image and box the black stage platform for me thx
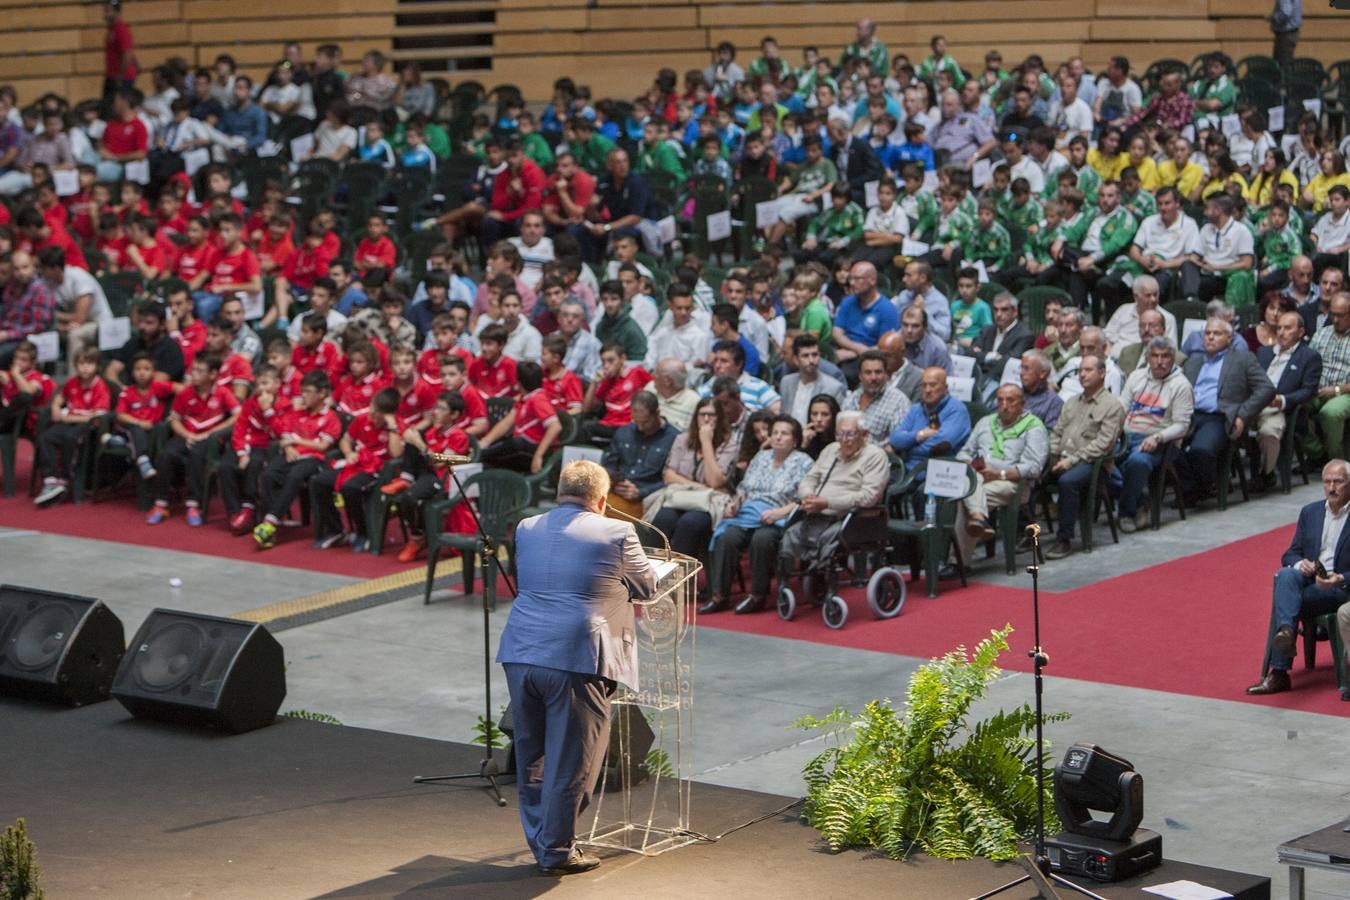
[0,698,1269,899]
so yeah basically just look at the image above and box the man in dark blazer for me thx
[970,291,1034,387]
[826,118,881,206]
[1253,310,1322,489]
[497,460,657,875]
[1248,459,1350,696]
[1180,316,1275,501]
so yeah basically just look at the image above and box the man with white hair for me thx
[652,357,700,431]
[1181,299,1239,356]
[497,459,657,875]
[1056,326,1124,399]
[1102,273,1178,355]
[1117,337,1193,532]
[954,383,1048,561]
[930,88,997,168]
[1117,307,1186,372]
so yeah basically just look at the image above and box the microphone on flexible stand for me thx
[428,452,476,467]
[1025,523,1041,537]
[605,500,672,558]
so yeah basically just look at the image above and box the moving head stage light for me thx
[1046,743,1161,882]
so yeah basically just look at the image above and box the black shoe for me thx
[698,594,729,614]
[1044,540,1075,560]
[1341,688,1350,702]
[1246,670,1291,695]
[734,593,766,614]
[350,537,370,553]
[937,563,963,580]
[313,532,344,550]
[538,851,601,876]
[1271,625,1296,662]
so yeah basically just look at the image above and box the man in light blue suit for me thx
[497,459,657,875]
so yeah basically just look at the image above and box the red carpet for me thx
[0,445,414,580]
[699,525,1350,718]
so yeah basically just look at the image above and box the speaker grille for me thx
[11,603,79,672]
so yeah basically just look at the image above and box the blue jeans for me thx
[1054,462,1095,543]
[1270,567,1348,671]
[192,291,226,324]
[1118,432,1165,519]
[1184,411,1228,497]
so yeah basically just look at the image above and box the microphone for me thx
[1025,523,1042,537]
[606,501,672,558]
[428,451,475,467]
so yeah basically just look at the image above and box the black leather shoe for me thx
[1271,625,1296,662]
[1340,688,1350,702]
[734,593,766,614]
[1246,670,1291,695]
[538,851,601,876]
[698,594,729,614]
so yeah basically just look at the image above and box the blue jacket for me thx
[889,393,973,470]
[603,422,678,497]
[1283,499,1350,578]
[1255,342,1321,412]
[497,503,657,690]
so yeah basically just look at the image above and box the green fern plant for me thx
[0,817,44,900]
[796,626,1067,861]
[472,715,503,749]
[281,710,342,725]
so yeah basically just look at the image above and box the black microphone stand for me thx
[413,464,517,808]
[972,525,1105,900]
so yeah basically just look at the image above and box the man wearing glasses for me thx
[1310,293,1350,462]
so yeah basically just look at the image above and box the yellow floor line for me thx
[234,555,468,626]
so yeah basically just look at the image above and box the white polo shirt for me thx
[1197,218,1254,269]
[1132,213,1201,261]
[1313,209,1350,251]
[1008,156,1045,194]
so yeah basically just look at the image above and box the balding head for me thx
[1138,307,1165,341]
[920,366,948,407]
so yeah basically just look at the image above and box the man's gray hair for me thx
[1205,315,1234,336]
[557,460,611,506]
[1205,298,1234,320]
[993,291,1018,311]
[1146,336,1176,357]
[1060,306,1088,326]
[1022,348,1053,374]
[656,357,687,388]
[559,298,587,315]
[837,409,865,431]
[1132,274,1159,297]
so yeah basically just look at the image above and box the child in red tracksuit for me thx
[220,364,283,534]
[388,391,472,561]
[265,340,303,409]
[111,351,176,480]
[34,347,112,506]
[332,341,389,419]
[291,312,344,382]
[311,387,403,552]
[148,354,240,526]
[253,370,341,549]
[0,341,56,439]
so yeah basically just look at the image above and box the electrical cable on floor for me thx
[671,797,804,843]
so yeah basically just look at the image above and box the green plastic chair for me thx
[422,469,531,607]
[1036,451,1119,552]
[1260,608,1347,691]
[89,413,166,510]
[1017,285,1071,336]
[0,405,48,498]
[885,460,978,599]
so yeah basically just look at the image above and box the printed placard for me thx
[755,199,780,229]
[901,237,930,256]
[1267,105,1285,133]
[124,159,150,185]
[706,210,731,242]
[948,375,975,402]
[52,169,79,197]
[863,179,880,208]
[925,457,969,499]
[98,317,131,351]
[972,157,993,189]
[30,331,59,363]
[950,355,976,379]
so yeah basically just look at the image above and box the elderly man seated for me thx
[1310,292,1350,463]
[1180,300,1239,356]
[651,358,700,431]
[1117,306,1186,372]
[1180,316,1275,503]
[774,409,891,586]
[1253,310,1320,491]
[892,260,953,342]
[889,367,973,514]
[970,291,1034,387]
[1056,326,1124,400]
[1044,354,1127,559]
[843,349,911,445]
[953,384,1048,563]
[1046,305,1085,374]
[1247,460,1350,697]
[1103,274,1178,356]
[878,330,924,402]
[1017,348,1064,430]
[1117,338,1194,533]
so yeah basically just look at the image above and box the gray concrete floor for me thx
[5,481,1350,898]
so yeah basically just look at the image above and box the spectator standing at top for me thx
[1271,0,1303,69]
[103,0,137,116]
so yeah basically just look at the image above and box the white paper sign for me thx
[1220,114,1241,138]
[562,445,604,467]
[445,462,483,500]
[239,290,264,321]
[656,214,676,245]
[1267,105,1285,133]
[863,179,880,209]
[1181,124,1195,143]
[98,317,131,351]
[183,147,211,176]
[1303,98,1322,117]
[289,133,315,161]
[755,199,780,229]
[1141,880,1233,900]
[973,259,990,283]
[948,375,975,402]
[52,169,79,197]
[1182,318,1205,347]
[925,458,969,499]
[922,170,939,192]
[706,209,731,242]
[1000,357,1021,386]
[30,331,59,363]
[950,355,976,379]
[901,237,930,256]
[972,157,993,189]
[124,159,150,185]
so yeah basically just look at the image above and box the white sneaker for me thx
[34,480,67,507]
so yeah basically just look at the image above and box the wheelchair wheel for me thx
[777,587,797,621]
[822,595,849,630]
[866,567,907,619]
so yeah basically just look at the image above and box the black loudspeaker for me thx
[111,609,286,734]
[0,585,125,706]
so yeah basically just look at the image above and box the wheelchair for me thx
[775,505,907,630]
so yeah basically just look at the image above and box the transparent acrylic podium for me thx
[583,548,700,856]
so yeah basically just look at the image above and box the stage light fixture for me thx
[1045,743,1161,882]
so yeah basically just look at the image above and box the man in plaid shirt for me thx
[0,251,56,367]
[843,350,912,445]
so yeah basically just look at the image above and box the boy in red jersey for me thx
[172,216,216,285]
[439,354,488,437]
[392,391,472,561]
[467,323,517,398]
[267,218,339,328]
[165,286,206,369]
[221,364,283,534]
[15,206,87,271]
[353,213,397,277]
[33,347,111,506]
[540,333,582,414]
[0,341,56,437]
[204,317,254,402]
[253,370,341,549]
[388,344,438,434]
[112,352,175,479]
[333,341,389,419]
[123,214,167,281]
[291,312,343,381]
[147,354,240,526]
[191,212,260,325]
[417,312,473,384]
[478,360,561,473]
[581,342,651,444]
[265,339,303,408]
[311,387,403,552]
[255,212,295,278]
[95,212,128,273]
